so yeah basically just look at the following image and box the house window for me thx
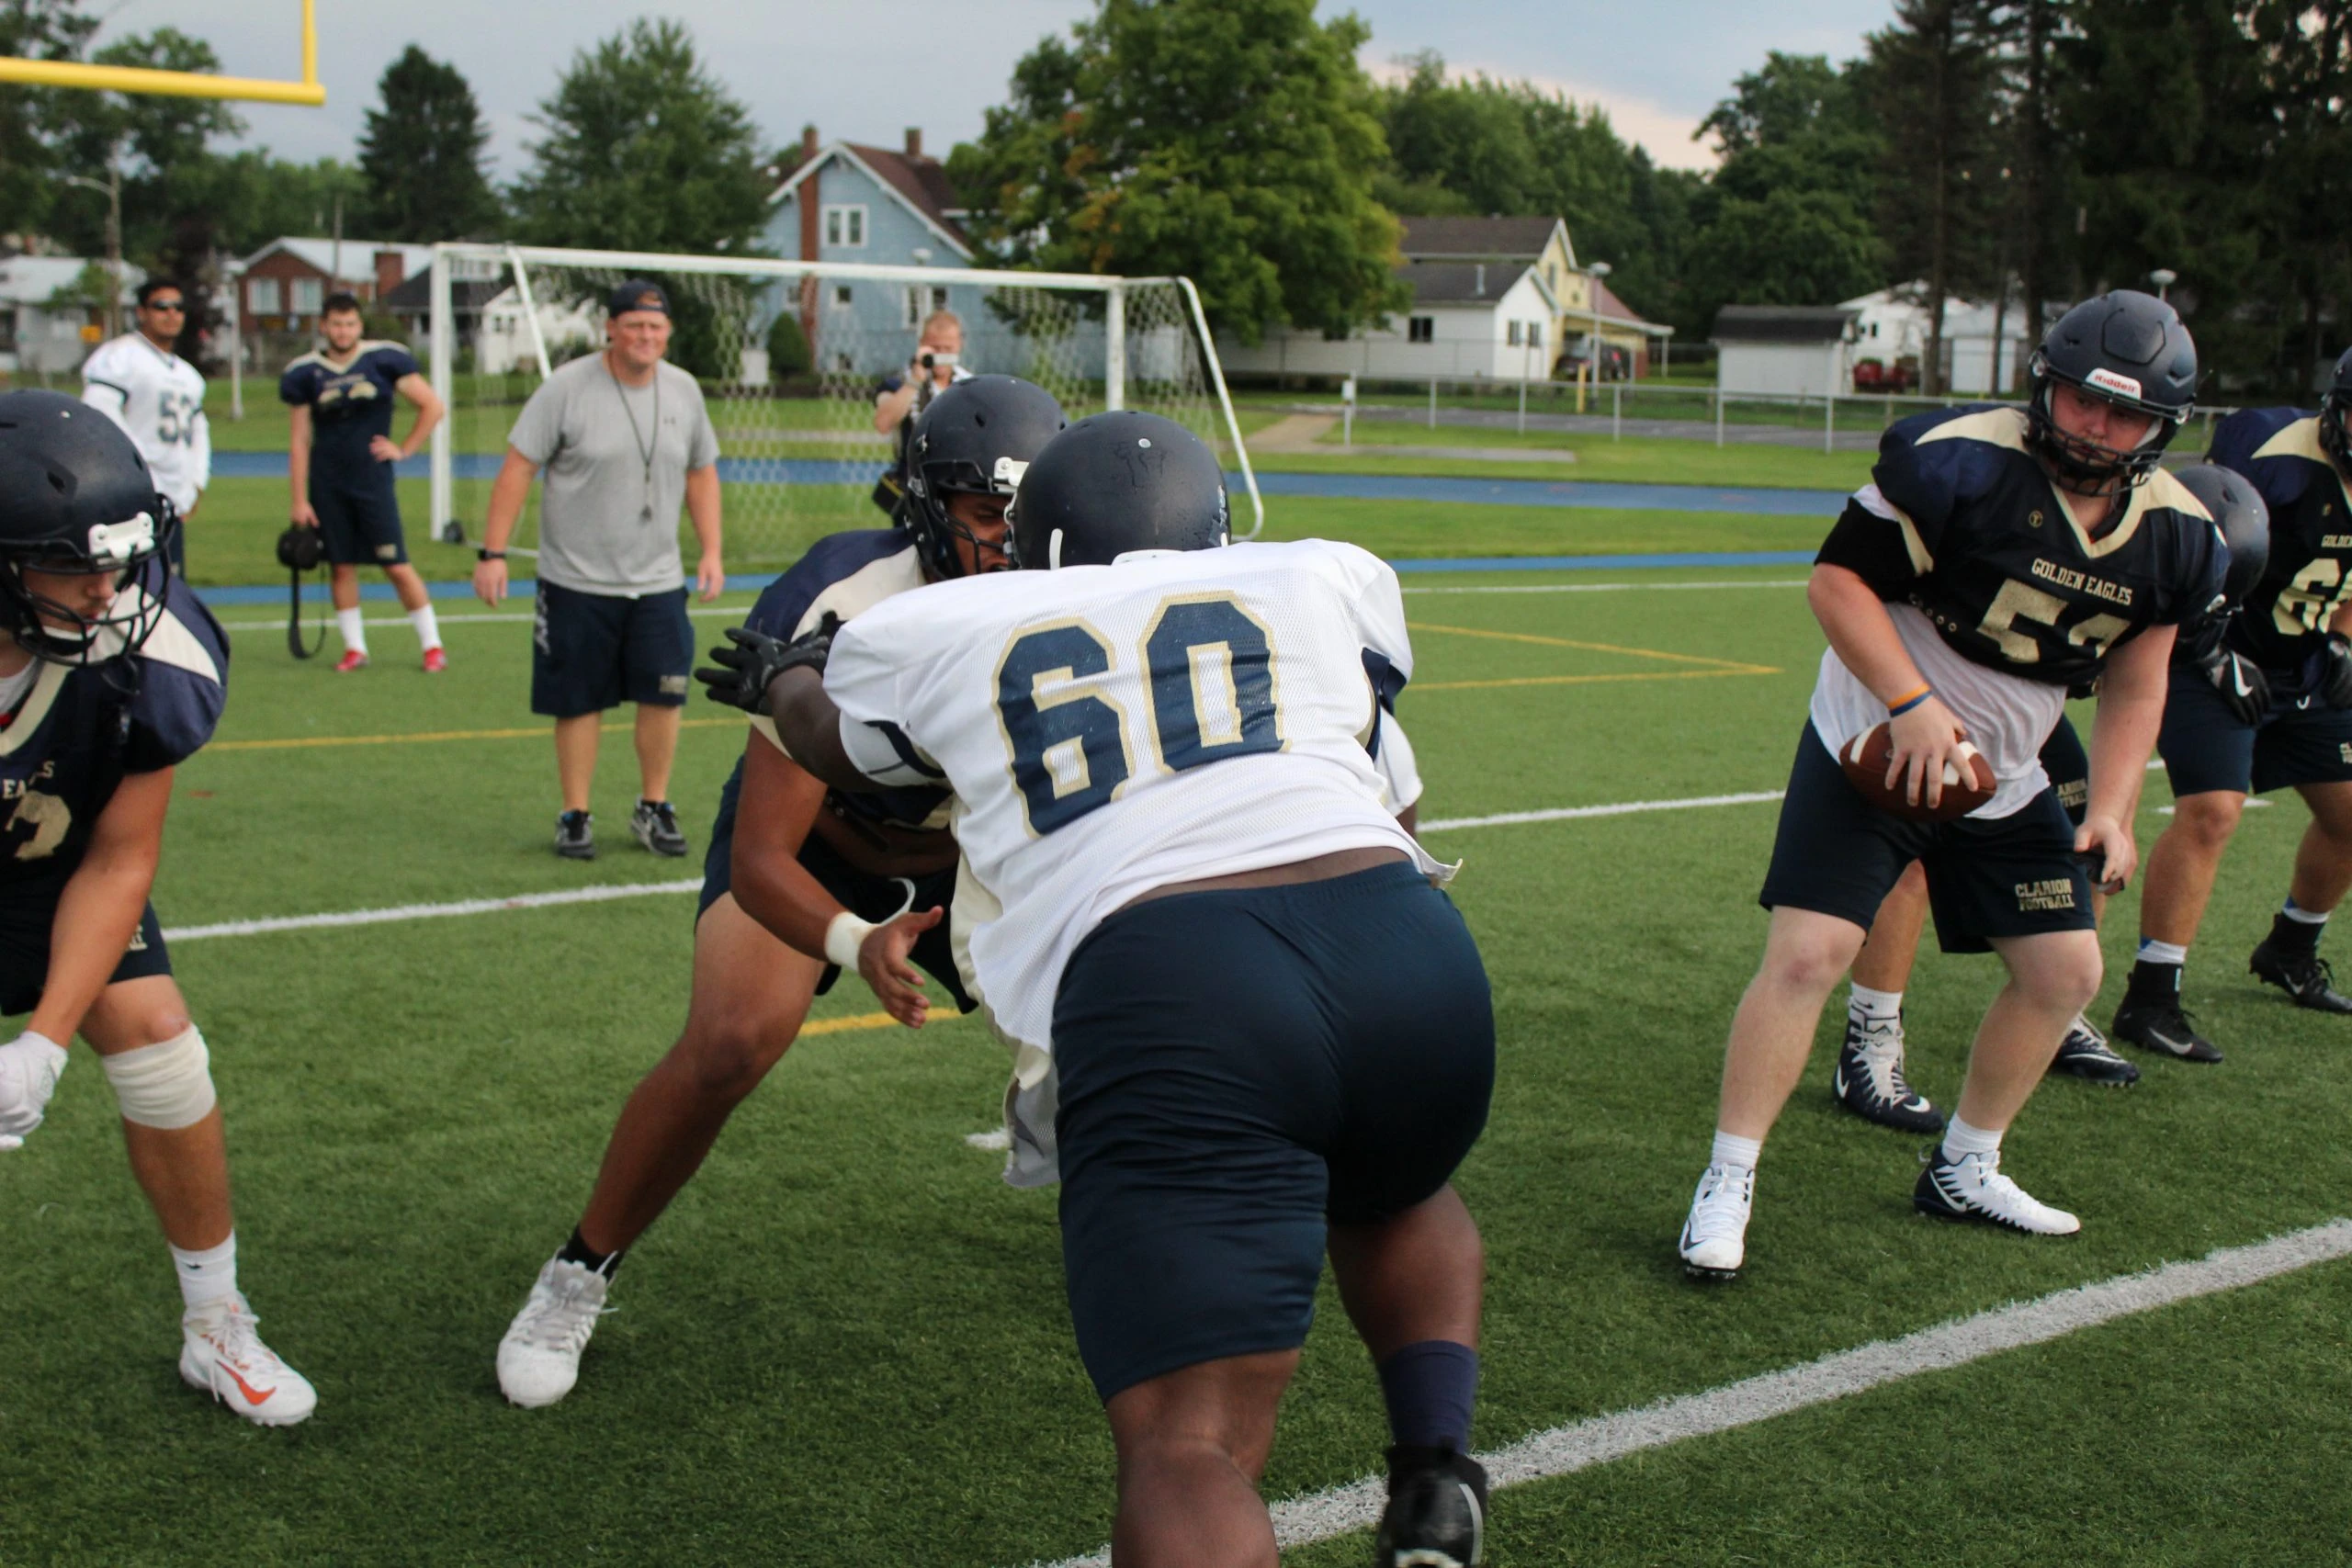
[1527,321,1544,348]
[832,285,854,309]
[823,205,867,248]
[833,351,855,372]
[1507,321,1523,347]
[290,276,322,316]
[0,308,14,353]
[903,286,952,328]
[248,277,282,314]
[1408,316,1433,344]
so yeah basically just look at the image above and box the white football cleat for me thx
[1679,1161,1755,1281]
[497,1257,612,1408]
[180,1293,316,1426]
[1913,1147,2081,1235]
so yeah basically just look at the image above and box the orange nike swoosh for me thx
[220,1361,275,1406]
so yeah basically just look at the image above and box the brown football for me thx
[1838,724,1997,822]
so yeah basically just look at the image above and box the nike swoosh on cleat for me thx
[218,1361,277,1406]
[2146,1030,2191,1055]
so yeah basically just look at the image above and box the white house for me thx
[1216,261,1562,383]
[0,254,144,375]
[1842,286,2040,396]
[472,285,605,377]
[1712,305,1860,398]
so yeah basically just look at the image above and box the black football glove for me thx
[694,614,840,714]
[2323,633,2352,710]
[2194,642,2271,727]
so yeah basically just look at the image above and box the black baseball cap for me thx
[607,279,670,318]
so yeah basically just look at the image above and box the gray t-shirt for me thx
[507,353,719,597]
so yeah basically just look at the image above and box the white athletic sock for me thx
[170,1233,237,1309]
[1849,984,1904,1022]
[335,607,368,655]
[2136,938,2188,965]
[1710,1130,1762,1172]
[409,604,442,651]
[1941,1115,2001,1162]
[2283,899,2330,926]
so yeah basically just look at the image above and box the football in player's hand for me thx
[1838,724,1996,822]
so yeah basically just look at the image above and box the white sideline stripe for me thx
[1027,1218,2352,1568]
[1419,790,1784,832]
[1406,579,1808,595]
[2157,798,2271,816]
[219,605,752,631]
[162,878,702,942]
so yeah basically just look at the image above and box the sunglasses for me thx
[144,300,187,312]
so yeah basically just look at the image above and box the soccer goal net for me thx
[424,244,1261,572]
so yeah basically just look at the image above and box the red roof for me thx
[1591,276,1658,330]
[841,142,968,250]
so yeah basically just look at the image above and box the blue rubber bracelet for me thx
[1888,689,1933,717]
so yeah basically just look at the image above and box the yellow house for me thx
[1397,216,1669,377]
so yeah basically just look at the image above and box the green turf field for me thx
[4,558,2348,1565]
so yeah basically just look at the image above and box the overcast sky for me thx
[86,1,1895,186]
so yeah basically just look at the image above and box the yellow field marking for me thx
[213,716,746,752]
[802,1011,899,1036]
[1407,620,1776,674]
[1417,669,1776,693]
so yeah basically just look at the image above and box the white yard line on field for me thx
[1419,791,1784,832]
[163,878,703,942]
[216,604,752,631]
[1024,1219,2352,1568]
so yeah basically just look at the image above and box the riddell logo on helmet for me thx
[2084,367,2143,400]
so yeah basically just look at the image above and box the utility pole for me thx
[62,158,123,337]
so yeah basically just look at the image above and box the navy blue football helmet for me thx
[2318,346,2352,478]
[0,389,173,664]
[2027,290,2198,493]
[2173,463,2270,608]
[901,376,1067,578]
[1009,412,1230,570]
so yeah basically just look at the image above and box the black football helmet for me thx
[901,375,1067,578]
[2172,463,2270,607]
[2026,290,2198,493]
[2318,346,2352,478]
[1008,412,1230,570]
[0,389,174,664]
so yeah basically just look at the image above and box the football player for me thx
[281,292,447,672]
[2120,354,2352,1059]
[719,412,1494,1568]
[0,391,313,1424]
[80,278,209,575]
[491,376,1065,1409]
[1678,291,2228,1281]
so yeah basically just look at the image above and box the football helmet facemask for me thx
[0,390,174,665]
[2025,289,2198,494]
[901,375,1068,579]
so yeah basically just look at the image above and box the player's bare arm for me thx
[287,404,318,528]
[28,767,172,1048]
[2081,626,2173,892]
[1808,561,1968,808]
[369,372,446,466]
[727,737,843,959]
[473,446,540,605]
[764,666,879,794]
[685,464,724,601]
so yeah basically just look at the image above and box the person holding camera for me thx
[869,310,969,516]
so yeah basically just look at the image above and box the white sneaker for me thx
[180,1292,316,1426]
[1679,1161,1755,1280]
[497,1257,612,1408]
[1913,1146,2081,1235]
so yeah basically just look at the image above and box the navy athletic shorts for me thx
[698,756,973,1011]
[311,468,407,567]
[1052,859,1494,1403]
[531,581,694,717]
[2157,660,2352,798]
[1758,722,2096,954]
[2041,714,2088,827]
[0,889,171,1017]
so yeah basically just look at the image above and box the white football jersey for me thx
[81,333,210,513]
[825,538,1444,1080]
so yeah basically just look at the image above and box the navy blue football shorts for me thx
[2157,660,2352,798]
[1759,722,2096,954]
[2041,713,2088,827]
[531,581,694,717]
[0,889,171,1017]
[1052,859,1495,1403]
[698,756,973,1011]
[310,467,407,568]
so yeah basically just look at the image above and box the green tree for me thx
[0,0,96,236]
[358,45,501,241]
[508,19,768,254]
[2243,0,2348,389]
[951,0,1405,342]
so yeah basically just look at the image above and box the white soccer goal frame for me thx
[424,242,1264,545]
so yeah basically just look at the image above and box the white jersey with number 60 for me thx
[824,537,1444,1063]
[80,333,211,515]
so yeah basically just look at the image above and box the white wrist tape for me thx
[101,1024,216,1130]
[824,912,877,971]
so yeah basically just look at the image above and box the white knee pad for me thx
[101,1025,216,1130]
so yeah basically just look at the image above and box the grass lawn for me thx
[3,558,2346,1563]
[1263,430,1875,492]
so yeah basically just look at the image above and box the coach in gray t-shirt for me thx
[475,278,725,863]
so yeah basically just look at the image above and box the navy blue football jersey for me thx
[278,341,418,476]
[742,529,946,833]
[0,567,227,892]
[2208,408,2352,677]
[1817,405,2227,687]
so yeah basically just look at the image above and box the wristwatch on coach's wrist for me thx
[477,548,506,561]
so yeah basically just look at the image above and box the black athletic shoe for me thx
[1374,1446,1487,1568]
[1830,1011,1945,1133]
[2110,997,2222,1063]
[555,809,595,861]
[2248,940,2352,1013]
[2047,1014,2140,1086]
[631,799,687,857]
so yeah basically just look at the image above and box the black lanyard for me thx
[607,355,662,522]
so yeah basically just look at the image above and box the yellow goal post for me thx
[0,0,324,106]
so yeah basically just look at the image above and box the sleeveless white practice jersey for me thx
[81,333,210,513]
[825,539,1445,1072]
